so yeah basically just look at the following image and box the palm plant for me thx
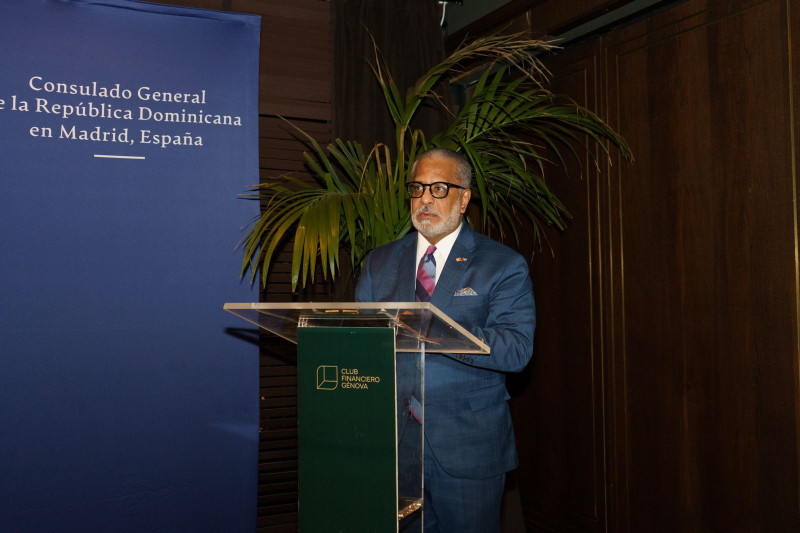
[240,33,632,290]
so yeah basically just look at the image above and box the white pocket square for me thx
[454,287,478,296]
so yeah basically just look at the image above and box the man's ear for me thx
[460,189,471,214]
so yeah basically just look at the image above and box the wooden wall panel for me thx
[481,0,800,531]
[234,0,331,121]
[604,0,800,530]
[511,42,609,533]
[527,0,633,36]
[445,0,635,51]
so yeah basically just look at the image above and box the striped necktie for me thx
[415,245,437,302]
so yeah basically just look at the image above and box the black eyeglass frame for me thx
[406,181,468,199]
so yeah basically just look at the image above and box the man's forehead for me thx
[413,156,458,180]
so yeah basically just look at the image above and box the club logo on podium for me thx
[316,365,338,390]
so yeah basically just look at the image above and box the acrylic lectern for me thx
[223,302,489,533]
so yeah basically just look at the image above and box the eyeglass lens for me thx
[407,182,453,198]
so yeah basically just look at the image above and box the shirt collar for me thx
[416,222,463,268]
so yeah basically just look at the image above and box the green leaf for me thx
[239,32,632,289]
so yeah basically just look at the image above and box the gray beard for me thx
[412,203,462,241]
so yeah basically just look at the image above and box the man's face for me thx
[410,156,471,244]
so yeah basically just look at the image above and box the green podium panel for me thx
[297,326,397,533]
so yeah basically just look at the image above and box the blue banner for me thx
[0,1,260,531]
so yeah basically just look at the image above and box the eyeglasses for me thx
[407,181,467,199]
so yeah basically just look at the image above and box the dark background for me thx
[13,0,800,531]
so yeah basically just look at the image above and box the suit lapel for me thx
[396,235,417,301]
[431,224,476,308]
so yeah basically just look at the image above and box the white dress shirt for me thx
[415,223,463,286]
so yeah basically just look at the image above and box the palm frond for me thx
[239,33,632,290]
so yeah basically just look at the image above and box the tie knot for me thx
[425,245,436,256]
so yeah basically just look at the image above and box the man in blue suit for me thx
[355,148,536,533]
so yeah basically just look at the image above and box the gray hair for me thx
[410,148,472,189]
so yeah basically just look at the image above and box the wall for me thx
[474,0,800,530]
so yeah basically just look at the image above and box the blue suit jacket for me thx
[355,223,536,479]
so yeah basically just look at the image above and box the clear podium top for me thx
[223,302,490,354]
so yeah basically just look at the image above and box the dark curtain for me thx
[332,0,451,148]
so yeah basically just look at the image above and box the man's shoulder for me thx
[463,225,525,260]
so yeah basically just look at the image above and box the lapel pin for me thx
[456,257,468,262]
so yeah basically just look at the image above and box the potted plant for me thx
[240,33,632,290]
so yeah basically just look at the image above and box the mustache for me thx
[414,205,441,218]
